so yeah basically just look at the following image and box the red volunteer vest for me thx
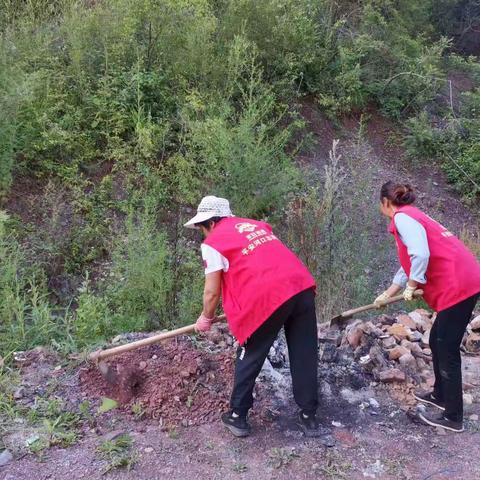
[389,205,480,312]
[203,217,316,345]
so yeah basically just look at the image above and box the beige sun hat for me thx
[184,195,234,228]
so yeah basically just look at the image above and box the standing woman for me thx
[374,181,480,432]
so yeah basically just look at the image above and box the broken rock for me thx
[379,368,406,383]
[470,315,480,331]
[389,346,409,361]
[465,332,480,353]
[369,346,387,369]
[346,323,364,349]
[421,329,431,347]
[408,330,423,342]
[399,353,416,369]
[396,314,417,330]
[408,311,431,332]
[388,324,410,341]
[0,449,13,467]
[382,336,397,349]
[401,340,423,356]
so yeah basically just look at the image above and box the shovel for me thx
[88,315,226,400]
[329,289,423,328]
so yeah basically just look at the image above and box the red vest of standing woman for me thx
[389,205,480,312]
[203,217,316,345]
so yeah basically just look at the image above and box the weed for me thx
[268,447,299,469]
[97,434,138,474]
[167,428,179,439]
[131,401,145,420]
[232,461,248,473]
[78,400,94,425]
[27,436,50,459]
[314,450,352,479]
[384,456,409,478]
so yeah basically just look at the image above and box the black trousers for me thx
[430,292,479,422]
[230,288,318,416]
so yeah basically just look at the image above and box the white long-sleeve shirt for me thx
[392,213,430,287]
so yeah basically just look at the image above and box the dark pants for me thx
[430,293,479,422]
[230,288,318,416]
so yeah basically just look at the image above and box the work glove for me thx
[195,313,214,332]
[373,291,390,308]
[403,284,416,302]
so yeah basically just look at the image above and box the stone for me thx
[388,346,409,361]
[416,358,428,370]
[379,368,406,383]
[13,387,25,400]
[388,324,410,341]
[378,314,396,326]
[422,348,432,356]
[469,414,479,421]
[408,330,423,342]
[112,335,123,344]
[470,315,480,331]
[369,346,387,368]
[463,393,474,405]
[415,308,432,318]
[319,343,338,363]
[369,397,380,409]
[396,314,417,330]
[144,447,154,453]
[346,324,364,349]
[382,336,397,349]
[409,311,431,332]
[0,449,13,467]
[421,329,431,347]
[139,361,147,370]
[103,430,125,441]
[399,353,416,369]
[465,332,480,353]
[402,340,423,355]
[463,382,475,391]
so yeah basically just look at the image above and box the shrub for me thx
[0,211,60,357]
[106,208,174,332]
[403,112,444,159]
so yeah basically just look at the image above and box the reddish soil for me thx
[80,338,269,428]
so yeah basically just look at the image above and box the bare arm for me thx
[202,270,222,318]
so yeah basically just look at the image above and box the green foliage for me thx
[0,211,62,357]
[0,0,478,354]
[285,141,376,320]
[107,208,173,331]
[97,433,138,474]
[404,87,480,201]
[403,112,444,159]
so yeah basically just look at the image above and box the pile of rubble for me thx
[319,309,480,388]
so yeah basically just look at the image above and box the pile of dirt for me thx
[80,337,268,428]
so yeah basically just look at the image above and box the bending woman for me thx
[374,181,480,432]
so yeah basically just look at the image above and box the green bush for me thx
[106,209,174,332]
[403,112,444,159]
[0,211,61,357]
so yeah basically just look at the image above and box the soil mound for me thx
[80,337,239,427]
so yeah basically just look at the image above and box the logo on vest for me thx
[235,222,257,234]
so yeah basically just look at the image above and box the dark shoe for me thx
[221,411,250,437]
[297,411,319,438]
[418,412,464,432]
[414,392,445,411]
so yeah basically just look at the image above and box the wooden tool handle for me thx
[89,314,226,362]
[340,289,423,318]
